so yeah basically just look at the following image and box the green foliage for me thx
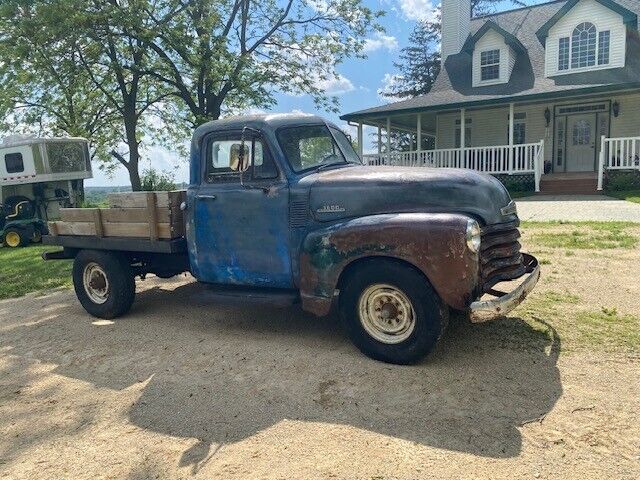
[528,222,638,250]
[140,168,177,192]
[605,171,640,191]
[0,245,72,299]
[606,190,640,204]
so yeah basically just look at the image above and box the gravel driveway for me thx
[1,274,638,480]
[516,195,640,222]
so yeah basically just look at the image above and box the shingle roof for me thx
[341,0,640,121]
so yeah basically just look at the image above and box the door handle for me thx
[197,194,217,200]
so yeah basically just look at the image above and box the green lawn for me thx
[606,189,640,204]
[0,245,72,300]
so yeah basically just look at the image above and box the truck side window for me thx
[207,136,277,181]
[5,153,24,174]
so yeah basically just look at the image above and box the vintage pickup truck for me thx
[43,113,539,364]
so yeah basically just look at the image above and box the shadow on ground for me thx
[0,281,562,469]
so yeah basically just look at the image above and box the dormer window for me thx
[480,49,500,81]
[557,22,610,72]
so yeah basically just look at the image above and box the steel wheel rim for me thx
[5,232,20,247]
[358,283,416,344]
[83,262,110,304]
[32,230,42,243]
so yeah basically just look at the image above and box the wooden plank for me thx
[146,192,159,241]
[61,207,172,223]
[50,221,175,239]
[108,190,185,209]
[48,221,59,236]
[93,209,104,238]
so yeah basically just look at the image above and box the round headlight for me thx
[466,219,481,253]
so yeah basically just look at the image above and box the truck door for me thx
[190,130,293,288]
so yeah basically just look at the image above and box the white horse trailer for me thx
[0,137,92,221]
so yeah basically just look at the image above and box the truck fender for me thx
[299,213,479,316]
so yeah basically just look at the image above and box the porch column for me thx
[386,117,391,163]
[416,114,422,152]
[508,102,514,174]
[357,122,363,159]
[377,126,382,155]
[459,108,465,167]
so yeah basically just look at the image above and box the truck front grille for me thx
[480,220,526,292]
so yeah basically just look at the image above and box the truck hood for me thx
[303,166,514,225]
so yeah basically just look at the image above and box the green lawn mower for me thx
[0,196,48,248]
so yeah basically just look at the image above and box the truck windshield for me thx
[277,125,361,172]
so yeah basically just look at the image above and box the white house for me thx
[341,0,640,194]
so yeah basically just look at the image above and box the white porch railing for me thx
[363,140,545,192]
[598,136,640,190]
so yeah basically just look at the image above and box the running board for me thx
[194,284,300,308]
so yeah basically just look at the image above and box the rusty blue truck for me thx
[43,113,540,364]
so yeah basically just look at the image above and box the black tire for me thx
[2,228,28,248]
[72,250,136,319]
[339,259,449,365]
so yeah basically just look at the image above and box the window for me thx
[480,49,500,81]
[571,22,596,68]
[558,37,570,70]
[598,30,610,65]
[277,125,354,172]
[46,142,87,173]
[557,23,610,73]
[5,153,24,174]
[572,120,591,145]
[329,127,362,165]
[206,136,277,180]
[507,113,526,144]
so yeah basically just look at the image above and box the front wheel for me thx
[72,250,136,319]
[2,228,28,248]
[339,260,449,365]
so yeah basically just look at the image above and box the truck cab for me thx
[44,113,539,364]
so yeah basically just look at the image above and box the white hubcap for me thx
[358,284,416,344]
[83,263,110,304]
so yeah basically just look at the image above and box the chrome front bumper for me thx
[469,254,540,323]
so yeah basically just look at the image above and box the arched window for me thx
[571,22,597,68]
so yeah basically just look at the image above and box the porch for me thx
[346,93,640,195]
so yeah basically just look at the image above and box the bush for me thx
[605,170,640,191]
[140,168,177,191]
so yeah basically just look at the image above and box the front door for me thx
[566,113,597,172]
[190,131,293,288]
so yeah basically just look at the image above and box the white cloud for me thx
[363,33,399,53]
[396,0,437,22]
[315,74,356,95]
[377,73,404,103]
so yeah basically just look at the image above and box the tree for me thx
[380,0,525,100]
[0,0,182,190]
[0,0,119,161]
[130,0,383,125]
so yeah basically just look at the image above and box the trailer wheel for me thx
[73,250,135,319]
[339,259,449,365]
[3,228,28,248]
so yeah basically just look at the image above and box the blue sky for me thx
[88,0,545,187]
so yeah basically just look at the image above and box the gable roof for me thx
[462,20,526,54]
[342,0,640,122]
[536,0,637,45]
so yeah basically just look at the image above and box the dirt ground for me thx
[1,226,639,479]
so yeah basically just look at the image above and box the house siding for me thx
[434,91,640,165]
[472,30,515,87]
[545,0,627,77]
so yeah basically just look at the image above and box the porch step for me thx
[539,175,599,195]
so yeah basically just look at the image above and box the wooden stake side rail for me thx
[48,190,186,241]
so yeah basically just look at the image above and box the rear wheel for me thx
[3,228,27,248]
[72,250,136,319]
[339,259,449,364]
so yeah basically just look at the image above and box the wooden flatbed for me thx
[42,234,187,254]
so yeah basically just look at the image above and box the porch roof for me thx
[342,0,640,124]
